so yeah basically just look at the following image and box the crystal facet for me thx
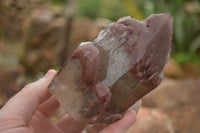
[48,13,173,124]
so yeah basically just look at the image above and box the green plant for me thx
[120,0,200,64]
[98,0,128,21]
[48,0,64,5]
[77,0,103,19]
[77,0,136,21]
[135,0,200,56]
[121,0,144,20]
[172,52,200,64]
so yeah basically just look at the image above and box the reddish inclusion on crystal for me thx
[71,42,100,87]
[70,42,112,123]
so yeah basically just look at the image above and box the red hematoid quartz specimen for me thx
[48,13,173,124]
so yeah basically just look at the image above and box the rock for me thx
[21,10,101,75]
[0,0,26,39]
[0,66,25,108]
[0,0,42,39]
[142,78,200,133]
[181,64,200,78]
[163,59,183,78]
[185,1,200,14]
[21,7,65,74]
[69,18,102,55]
[127,107,174,133]
[48,13,173,124]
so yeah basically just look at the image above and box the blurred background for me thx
[0,0,199,132]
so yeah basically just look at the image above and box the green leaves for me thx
[50,0,200,63]
[135,0,200,56]
[77,0,102,19]
[172,52,200,64]
[190,35,200,53]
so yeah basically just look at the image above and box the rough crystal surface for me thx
[48,13,173,124]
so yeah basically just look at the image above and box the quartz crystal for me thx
[48,13,173,124]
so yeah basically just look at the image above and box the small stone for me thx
[142,78,200,133]
[127,107,174,133]
[0,66,25,108]
[163,59,183,78]
[48,13,173,124]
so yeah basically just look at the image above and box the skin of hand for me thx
[0,70,141,133]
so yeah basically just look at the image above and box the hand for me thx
[0,70,141,133]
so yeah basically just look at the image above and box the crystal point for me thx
[48,13,173,124]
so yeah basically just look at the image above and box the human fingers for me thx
[100,109,137,133]
[56,114,87,133]
[1,69,57,123]
[86,100,142,133]
[38,96,60,118]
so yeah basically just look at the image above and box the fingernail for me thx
[129,100,142,114]
[44,69,57,78]
[44,70,51,78]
